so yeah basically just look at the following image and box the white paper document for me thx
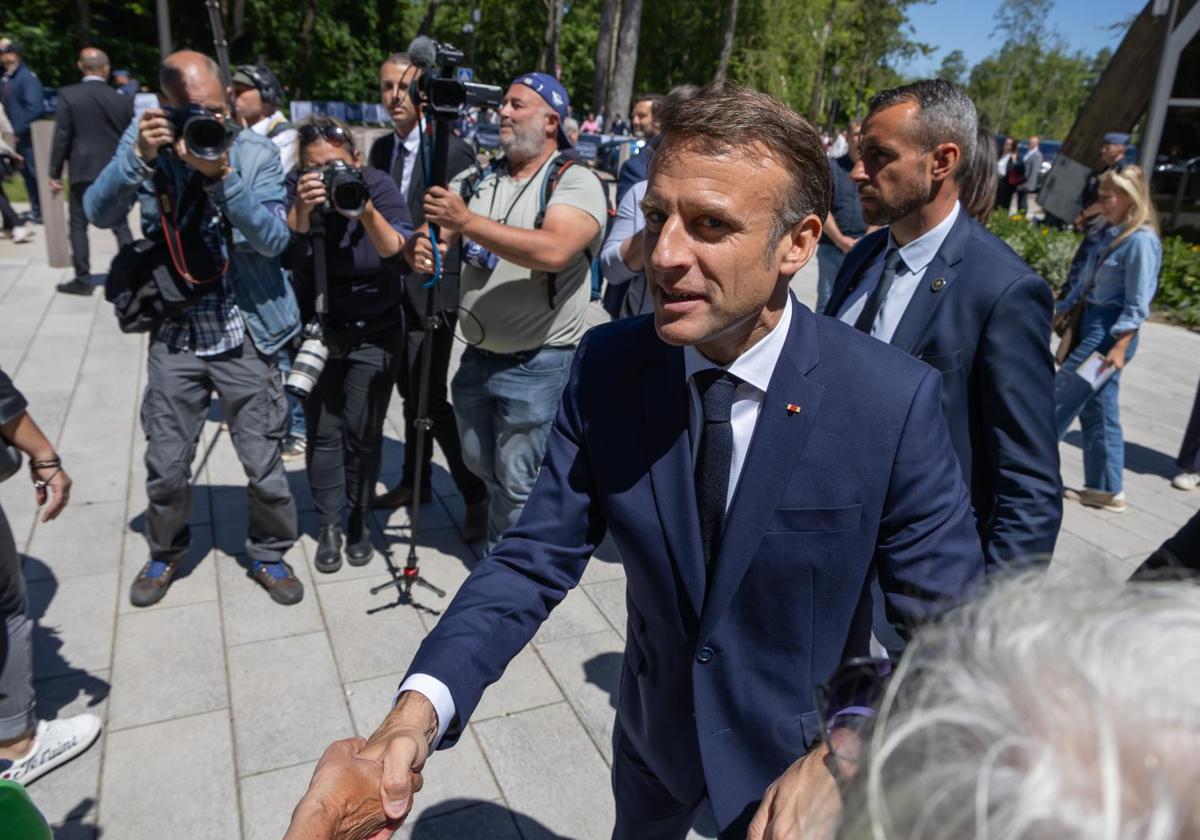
[1074,352,1116,390]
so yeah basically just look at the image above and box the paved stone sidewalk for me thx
[0,216,1196,839]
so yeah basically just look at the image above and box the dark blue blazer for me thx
[615,135,657,205]
[406,300,984,830]
[824,211,1062,570]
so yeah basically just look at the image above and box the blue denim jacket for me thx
[84,119,301,354]
[1057,224,1161,338]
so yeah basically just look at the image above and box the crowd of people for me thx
[0,33,1196,840]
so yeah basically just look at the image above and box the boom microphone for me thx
[407,36,438,70]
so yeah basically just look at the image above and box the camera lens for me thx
[330,172,369,218]
[285,338,329,398]
[183,114,231,161]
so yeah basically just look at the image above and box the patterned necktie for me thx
[693,369,741,573]
[390,140,407,192]
[854,247,905,334]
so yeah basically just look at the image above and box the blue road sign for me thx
[456,67,474,83]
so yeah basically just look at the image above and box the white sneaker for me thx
[1172,472,1200,491]
[10,225,33,244]
[0,714,102,786]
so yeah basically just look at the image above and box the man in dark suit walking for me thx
[367,52,488,541]
[825,80,1061,572]
[287,83,985,840]
[48,47,134,296]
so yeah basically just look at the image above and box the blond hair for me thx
[1100,164,1158,249]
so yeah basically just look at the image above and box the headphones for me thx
[236,64,285,107]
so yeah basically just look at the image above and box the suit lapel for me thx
[642,344,706,620]
[699,304,824,641]
[825,233,888,317]
[888,211,970,354]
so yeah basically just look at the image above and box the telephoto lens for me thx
[165,104,234,161]
[285,332,330,398]
[321,160,369,218]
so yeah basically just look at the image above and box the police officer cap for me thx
[1104,132,1131,146]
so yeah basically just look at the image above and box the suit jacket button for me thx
[696,646,714,664]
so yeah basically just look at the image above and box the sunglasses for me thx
[298,122,355,151]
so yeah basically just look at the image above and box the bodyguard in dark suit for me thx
[48,48,134,296]
[367,52,488,539]
[825,80,1062,571]
[286,84,985,840]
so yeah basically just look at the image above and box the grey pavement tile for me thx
[38,311,98,338]
[394,799,522,840]
[1110,507,1185,547]
[473,645,564,722]
[1077,517,1159,559]
[583,578,627,639]
[27,669,110,829]
[227,631,354,776]
[343,672,403,736]
[239,760,316,840]
[107,600,228,731]
[532,584,611,646]
[15,389,73,444]
[1138,490,1199,526]
[47,819,99,839]
[219,550,324,648]
[536,629,624,763]
[25,501,128,581]
[474,702,615,839]
[317,572,430,683]
[58,447,133,506]
[28,570,118,680]
[99,710,240,840]
[376,493,457,536]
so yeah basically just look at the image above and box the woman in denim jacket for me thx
[1054,165,1161,512]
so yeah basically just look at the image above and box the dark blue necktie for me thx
[854,247,905,334]
[693,369,741,572]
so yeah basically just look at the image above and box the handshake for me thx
[283,692,439,840]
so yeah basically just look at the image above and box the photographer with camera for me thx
[284,117,413,572]
[425,73,607,549]
[84,51,304,608]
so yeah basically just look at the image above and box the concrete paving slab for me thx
[28,570,117,680]
[472,645,564,722]
[582,578,627,639]
[537,628,625,763]
[26,500,127,580]
[219,550,324,648]
[317,572,430,684]
[239,760,316,840]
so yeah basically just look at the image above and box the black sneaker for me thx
[315,525,343,574]
[56,279,94,296]
[252,560,304,605]
[130,558,180,607]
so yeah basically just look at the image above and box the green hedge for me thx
[988,214,1200,329]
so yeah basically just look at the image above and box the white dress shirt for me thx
[399,297,796,746]
[835,202,960,343]
[389,123,422,198]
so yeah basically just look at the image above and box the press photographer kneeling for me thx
[284,117,413,572]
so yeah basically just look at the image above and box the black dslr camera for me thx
[309,160,369,218]
[162,104,235,161]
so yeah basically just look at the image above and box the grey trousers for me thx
[0,504,34,740]
[142,336,297,565]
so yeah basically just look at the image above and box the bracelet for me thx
[29,456,62,470]
[31,466,61,491]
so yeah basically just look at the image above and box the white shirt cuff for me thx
[395,673,456,749]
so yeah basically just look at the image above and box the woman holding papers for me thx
[1053,165,1161,513]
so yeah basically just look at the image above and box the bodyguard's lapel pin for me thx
[785,403,801,415]
[931,276,946,292]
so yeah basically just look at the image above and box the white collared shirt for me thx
[82,75,106,83]
[249,113,297,172]
[389,123,422,198]
[684,295,793,511]
[400,297,795,746]
[835,202,961,343]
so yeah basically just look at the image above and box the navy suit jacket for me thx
[405,300,984,831]
[824,211,1062,570]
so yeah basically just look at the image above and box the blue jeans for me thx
[1054,305,1137,493]
[815,242,845,315]
[277,351,307,439]
[451,345,575,549]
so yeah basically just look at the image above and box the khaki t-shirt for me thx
[455,155,607,354]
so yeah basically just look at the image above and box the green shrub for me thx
[987,213,1200,330]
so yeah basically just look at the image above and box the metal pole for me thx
[156,0,172,59]
[1139,0,1200,171]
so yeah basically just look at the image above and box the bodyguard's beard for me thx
[860,176,932,226]
[500,113,548,163]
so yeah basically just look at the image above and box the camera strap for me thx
[153,169,231,286]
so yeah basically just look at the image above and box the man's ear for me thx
[931,142,961,184]
[779,214,822,277]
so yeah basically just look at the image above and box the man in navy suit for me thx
[286,84,985,840]
[825,80,1062,572]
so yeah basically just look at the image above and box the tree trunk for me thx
[606,0,643,125]
[593,0,620,111]
[297,0,317,98]
[232,0,246,41]
[77,0,91,45]
[809,0,838,119]
[540,0,566,76]
[714,0,740,85]
[417,0,440,37]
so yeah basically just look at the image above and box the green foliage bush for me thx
[988,213,1200,329]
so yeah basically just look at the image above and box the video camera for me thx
[162,104,235,161]
[307,160,369,218]
[407,36,502,119]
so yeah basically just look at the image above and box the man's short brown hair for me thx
[654,82,831,251]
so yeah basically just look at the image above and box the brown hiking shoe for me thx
[130,558,181,607]
[252,561,304,605]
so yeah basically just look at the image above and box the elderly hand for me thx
[136,108,175,163]
[746,740,846,840]
[422,186,472,233]
[283,738,400,840]
[356,691,438,822]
